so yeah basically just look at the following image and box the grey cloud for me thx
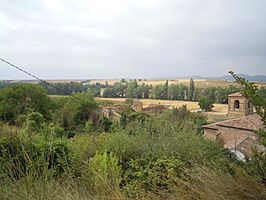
[0,0,266,79]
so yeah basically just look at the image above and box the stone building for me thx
[227,92,253,119]
[203,92,265,160]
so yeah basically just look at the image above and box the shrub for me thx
[123,156,184,196]
[198,96,214,111]
[88,151,122,195]
[0,84,52,122]
[98,116,112,132]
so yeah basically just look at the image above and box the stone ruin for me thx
[132,99,143,112]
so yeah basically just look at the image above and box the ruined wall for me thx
[97,107,121,124]
[204,128,219,141]
[132,99,143,112]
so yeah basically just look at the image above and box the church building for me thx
[203,92,265,161]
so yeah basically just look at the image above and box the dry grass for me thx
[90,79,266,88]
[95,97,228,123]
[95,98,228,112]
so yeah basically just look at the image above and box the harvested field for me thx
[51,95,229,122]
[95,97,228,113]
[89,79,266,88]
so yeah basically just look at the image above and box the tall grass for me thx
[0,119,265,200]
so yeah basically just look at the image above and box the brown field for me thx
[50,95,228,122]
[95,97,228,112]
[96,97,228,122]
[90,79,266,88]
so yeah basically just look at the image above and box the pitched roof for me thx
[217,114,265,131]
[236,137,256,157]
[224,138,246,150]
[143,104,169,113]
[203,113,265,131]
[228,92,243,97]
[202,123,220,130]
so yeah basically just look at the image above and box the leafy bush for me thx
[0,126,70,179]
[53,93,97,130]
[0,84,52,122]
[123,157,184,196]
[98,116,112,132]
[198,96,214,111]
[88,151,122,195]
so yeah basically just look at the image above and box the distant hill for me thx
[151,74,266,82]
[214,74,266,82]
[1,74,266,83]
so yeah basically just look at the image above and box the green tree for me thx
[229,71,266,125]
[168,84,179,100]
[198,96,214,111]
[188,78,195,101]
[178,84,187,100]
[163,80,169,99]
[229,72,266,183]
[54,93,97,129]
[0,84,52,122]
[126,81,138,98]
[151,84,165,99]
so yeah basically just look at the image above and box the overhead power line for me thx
[0,57,85,103]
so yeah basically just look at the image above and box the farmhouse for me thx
[203,92,265,160]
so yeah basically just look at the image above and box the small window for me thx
[234,100,240,109]
[248,100,251,109]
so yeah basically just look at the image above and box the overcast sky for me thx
[1,0,266,79]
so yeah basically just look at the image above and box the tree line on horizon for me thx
[38,79,242,104]
[1,79,266,106]
[0,81,265,199]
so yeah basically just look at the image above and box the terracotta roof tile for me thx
[228,92,243,97]
[143,104,169,113]
[236,137,256,157]
[217,114,265,131]
[202,123,220,130]
[224,138,246,150]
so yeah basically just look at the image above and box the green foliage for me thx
[198,96,214,111]
[188,78,195,101]
[0,80,265,199]
[246,149,266,183]
[123,157,183,196]
[0,84,52,122]
[126,81,138,98]
[0,126,70,179]
[98,116,113,132]
[229,72,266,183]
[53,93,97,130]
[88,151,122,194]
[85,120,94,133]
[151,84,167,99]
[39,81,107,96]
[172,105,190,119]
[101,132,148,163]
[229,71,266,125]
[24,112,44,132]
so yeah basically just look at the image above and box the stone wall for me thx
[204,128,219,141]
[228,96,253,119]
[96,107,121,124]
[218,126,258,144]
[132,99,143,112]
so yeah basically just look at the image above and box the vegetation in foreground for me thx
[0,81,265,200]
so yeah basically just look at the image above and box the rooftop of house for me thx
[228,92,244,97]
[143,104,170,113]
[226,137,265,158]
[203,113,265,131]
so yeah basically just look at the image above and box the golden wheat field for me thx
[89,79,266,88]
[95,97,228,113]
